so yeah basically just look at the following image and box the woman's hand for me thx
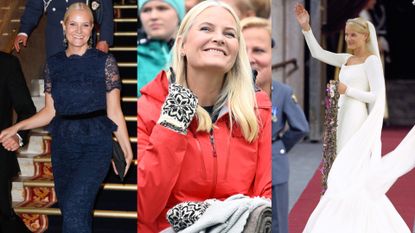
[338,82,348,94]
[157,83,198,134]
[111,149,133,177]
[294,3,311,31]
[0,125,20,151]
[122,150,133,176]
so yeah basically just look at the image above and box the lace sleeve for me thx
[105,54,122,92]
[44,62,51,93]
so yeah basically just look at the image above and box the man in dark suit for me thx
[14,0,114,57]
[0,52,36,233]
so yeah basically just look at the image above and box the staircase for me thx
[8,2,138,233]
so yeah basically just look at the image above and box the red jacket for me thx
[137,71,272,232]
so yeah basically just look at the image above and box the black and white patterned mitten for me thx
[157,83,198,134]
[166,201,210,232]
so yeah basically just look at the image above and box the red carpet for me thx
[289,127,415,233]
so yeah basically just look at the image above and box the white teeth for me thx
[206,49,225,55]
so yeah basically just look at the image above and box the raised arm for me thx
[294,3,350,67]
[137,75,198,231]
[345,55,384,103]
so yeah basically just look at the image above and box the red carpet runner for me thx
[289,127,415,233]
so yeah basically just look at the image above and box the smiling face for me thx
[140,0,179,40]
[243,26,272,87]
[181,6,239,74]
[62,8,93,49]
[345,24,368,52]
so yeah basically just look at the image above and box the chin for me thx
[203,63,232,73]
[148,31,168,40]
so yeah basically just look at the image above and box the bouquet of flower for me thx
[321,80,340,194]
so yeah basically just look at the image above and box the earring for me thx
[180,52,186,57]
[63,31,67,47]
[88,36,93,48]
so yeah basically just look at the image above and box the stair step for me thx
[111,47,136,52]
[32,156,138,165]
[17,179,137,191]
[118,62,137,67]
[125,116,136,122]
[14,207,137,219]
[122,97,137,102]
[122,79,137,84]
[99,32,137,36]
[114,32,137,36]
[114,5,137,9]
[40,135,137,143]
[114,18,137,23]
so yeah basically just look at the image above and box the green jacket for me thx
[137,39,172,97]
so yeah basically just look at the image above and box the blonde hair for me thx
[240,17,271,36]
[171,0,259,142]
[63,2,94,24]
[345,17,371,54]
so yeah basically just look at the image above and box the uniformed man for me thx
[14,0,114,57]
[242,17,309,233]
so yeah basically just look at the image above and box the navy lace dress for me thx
[44,48,121,233]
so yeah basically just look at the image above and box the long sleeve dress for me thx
[302,29,415,233]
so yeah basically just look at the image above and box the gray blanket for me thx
[178,194,271,233]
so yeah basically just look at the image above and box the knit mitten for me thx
[166,201,210,232]
[157,83,198,134]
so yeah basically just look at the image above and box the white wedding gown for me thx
[301,29,415,233]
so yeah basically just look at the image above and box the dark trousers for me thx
[0,175,31,233]
[51,135,112,233]
[272,182,289,233]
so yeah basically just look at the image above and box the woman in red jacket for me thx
[137,1,272,232]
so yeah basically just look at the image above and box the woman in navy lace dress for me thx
[0,3,133,233]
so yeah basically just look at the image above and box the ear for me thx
[176,36,186,55]
[61,20,66,31]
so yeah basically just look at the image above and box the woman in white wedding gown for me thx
[295,3,415,233]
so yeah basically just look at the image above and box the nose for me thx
[76,25,82,33]
[149,9,159,19]
[212,32,225,45]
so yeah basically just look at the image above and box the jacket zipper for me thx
[209,129,218,197]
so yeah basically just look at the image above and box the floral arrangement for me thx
[321,80,340,194]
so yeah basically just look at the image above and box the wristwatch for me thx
[16,133,24,147]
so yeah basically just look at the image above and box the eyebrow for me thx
[67,20,92,24]
[198,22,237,33]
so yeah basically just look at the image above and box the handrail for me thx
[272,58,297,70]
[272,58,298,76]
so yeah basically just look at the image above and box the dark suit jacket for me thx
[272,80,309,185]
[19,0,114,57]
[0,52,36,179]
